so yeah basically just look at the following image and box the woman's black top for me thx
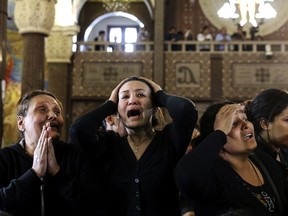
[174,130,288,216]
[0,141,99,216]
[70,90,198,216]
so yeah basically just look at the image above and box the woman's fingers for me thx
[32,124,50,178]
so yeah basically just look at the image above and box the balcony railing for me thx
[75,41,288,53]
[75,41,154,52]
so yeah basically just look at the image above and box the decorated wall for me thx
[3,0,22,146]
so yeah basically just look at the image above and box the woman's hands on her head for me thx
[214,104,244,135]
[108,77,162,104]
[140,77,162,93]
[109,78,129,104]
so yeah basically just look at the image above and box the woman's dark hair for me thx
[246,88,288,134]
[117,76,155,101]
[117,76,158,126]
[194,101,233,147]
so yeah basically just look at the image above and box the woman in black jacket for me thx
[0,90,99,216]
[70,76,198,216]
[174,102,288,216]
[246,88,288,177]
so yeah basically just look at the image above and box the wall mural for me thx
[3,0,22,147]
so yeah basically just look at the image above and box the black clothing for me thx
[255,135,288,179]
[174,130,288,216]
[231,31,247,51]
[70,90,198,216]
[94,36,105,51]
[0,141,99,216]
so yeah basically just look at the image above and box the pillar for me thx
[153,0,165,86]
[14,0,56,95]
[210,54,223,99]
[0,0,8,148]
[45,25,80,139]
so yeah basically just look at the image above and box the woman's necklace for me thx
[128,130,155,153]
[133,143,140,153]
[128,137,142,153]
[248,159,263,186]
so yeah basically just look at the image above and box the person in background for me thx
[136,27,150,51]
[197,25,213,51]
[231,24,246,41]
[185,127,200,154]
[165,26,181,51]
[231,24,247,51]
[215,26,232,51]
[137,27,150,41]
[175,102,288,216]
[246,88,288,177]
[184,27,193,41]
[94,30,106,51]
[184,27,195,51]
[70,76,198,216]
[102,113,128,137]
[0,90,99,216]
[179,127,200,216]
[165,26,178,41]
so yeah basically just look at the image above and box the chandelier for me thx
[102,0,131,12]
[217,0,277,27]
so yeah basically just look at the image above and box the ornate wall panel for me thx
[72,51,153,98]
[164,52,211,99]
[71,51,153,120]
[221,53,288,99]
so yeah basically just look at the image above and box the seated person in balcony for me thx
[136,27,150,51]
[94,30,106,51]
[184,27,195,51]
[138,27,150,41]
[215,26,231,51]
[197,25,213,51]
[231,24,247,51]
[165,26,181,51]
[254,35,266,52]
[165,26,178,41]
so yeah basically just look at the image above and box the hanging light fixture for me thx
[102,0,131,12]
[217,0,277,27]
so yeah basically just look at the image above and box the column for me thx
[45,25,80,139]
[153,0,165,86]
[14,0,56,94]
[0,0,8,148]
